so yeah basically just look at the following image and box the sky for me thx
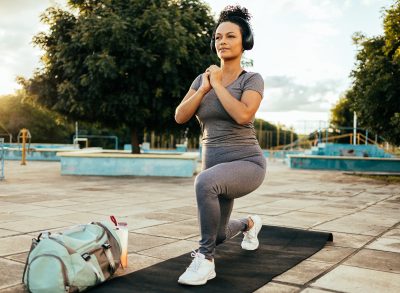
[0,0,393,133]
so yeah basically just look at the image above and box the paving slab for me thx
[237,204,293,216]
[0,228,20,237]
[273,211,338,228]
[29,199,80,207]
[300,288,333,293]
[0,258,25,289]
[14,207,78,218]
[311,265,400,293]
[314,217,389,236]
[307,246,356,264]
[5,252,29,265]
[366,237,400,253]
[0,284,27,293]
[344,248,400,274]
[0,235,34,256]
[323,231,373,248]
[273,260,332,285]
[163,205,198,216]
[139,239,196,260]
[0,218,72,233]
[114,253,162,276]
[300,204,356,216]
[46,212,110,225]
[134,218,199,239]
[382,228,400,239]
[257,198,324,210]
[127,232,177,253]
[122,215,171,231]
[254,282,300,293]
[53,201,128,212]
[342,210,399,226]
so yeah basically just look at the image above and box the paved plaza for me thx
[0,159,399,292]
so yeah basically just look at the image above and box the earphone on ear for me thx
[210,16,254,54]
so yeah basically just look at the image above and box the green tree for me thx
[347,1,400,145]
[22,0,217,153]
[330,94,353,128]
[0,94,73,143]
[254,119,298,148]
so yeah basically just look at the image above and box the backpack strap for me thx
[102,243,116,272]
[92,222,121,273]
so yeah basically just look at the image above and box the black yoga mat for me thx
[91,225,333,293]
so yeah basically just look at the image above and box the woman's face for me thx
[214,21,243,60]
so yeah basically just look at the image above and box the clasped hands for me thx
[199,65,223,94]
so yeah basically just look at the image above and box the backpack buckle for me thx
[102,243,111,250]
[82,253,91,261]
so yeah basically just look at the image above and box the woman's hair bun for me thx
[218,5,251,23]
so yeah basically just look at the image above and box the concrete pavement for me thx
[0,159,399,292]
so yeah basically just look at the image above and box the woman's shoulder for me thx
[240,71,264,86]
[190,74,203,90]
[242,71,263,81]
[239,71,264,97]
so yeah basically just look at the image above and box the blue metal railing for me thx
[72,135,119,150]
[0,138,4,180]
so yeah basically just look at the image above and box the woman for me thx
[175,5,266,286]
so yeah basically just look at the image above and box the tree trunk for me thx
[130,127,140,154]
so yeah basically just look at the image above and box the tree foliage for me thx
[254,119,298,148]
[0,94,73,143]
[347,0,400,145]
[22,0,217,152]
[330,93,353,128]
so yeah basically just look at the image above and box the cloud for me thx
[0,0,57,94]
[271,0,344,21]
[303,21,339,37]
[261,75,344,113]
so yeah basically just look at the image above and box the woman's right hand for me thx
[199,72,211,94]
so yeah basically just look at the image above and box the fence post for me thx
[21,128,28,166]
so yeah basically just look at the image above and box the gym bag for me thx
[23,221,121,293]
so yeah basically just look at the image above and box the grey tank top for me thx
[190,71,264,146]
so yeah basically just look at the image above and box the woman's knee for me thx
[195,171,216,195]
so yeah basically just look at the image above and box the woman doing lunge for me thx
[175,5,266,286]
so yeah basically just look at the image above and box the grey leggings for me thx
[195,144,266,259]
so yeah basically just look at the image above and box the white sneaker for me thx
[241,215,262,250]
[178,250,216,285]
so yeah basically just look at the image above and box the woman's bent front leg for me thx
[195,159,266,258]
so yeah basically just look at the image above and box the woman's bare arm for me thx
[175,72,211,124]
[213,85,262,125]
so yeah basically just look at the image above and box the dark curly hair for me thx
[217,5,252,24]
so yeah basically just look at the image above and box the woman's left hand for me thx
[206,65,223,88]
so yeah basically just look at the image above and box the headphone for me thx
[210,16,254,54]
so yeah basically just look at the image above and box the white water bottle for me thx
[116,222,128,269]
[110,216,129,269]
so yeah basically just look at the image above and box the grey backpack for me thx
[23,222,121,293]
